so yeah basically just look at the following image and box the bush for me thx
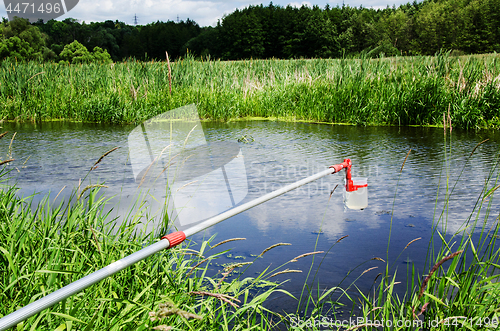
[59,41,112,64]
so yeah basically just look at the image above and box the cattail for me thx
[373,272,382,283]
[22,155,30,166]
[360,266,378,276]
[53,185,66,204]
[139,144,172,187]
[189,291,240,308]
[329,184,339,200]
[89,225,101,253]
[384,282,401,292]
[447,104,452,132]
[371,257,385,262]
[186,258,209,277]
[176,180,199,192]
[470,139,489,157]
[217,267,235,287]
[418,250,463,299]
[180,248,202,255]
[130,83,138,100]
[269,269,302,278]
[336,235,349,243]
[226,262,252,270]
[91,147,119,170]
[78,184,108,201]
[0,159,14,166]
[165,51,172,95]
[404,237,422,250]
[8,132,16,158]
[400,149,412,173]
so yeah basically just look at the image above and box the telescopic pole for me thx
[0,160,350,331]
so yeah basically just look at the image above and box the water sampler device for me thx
[334,158,368,210]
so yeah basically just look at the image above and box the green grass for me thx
[1,52,500,129]
[0,167,297,330]
[1,151,499,330]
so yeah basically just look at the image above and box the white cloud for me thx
[287,1,313,8]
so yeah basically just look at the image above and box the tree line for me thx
[1,0,499,62]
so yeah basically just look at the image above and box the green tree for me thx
[376,9,412,55]
[91,46,112,63]
[219,7,265,59]
[59,40,93,63]
[182,26,220,58]
[59,40,112,63]
[0,36,33,60]
[0,17,54,61]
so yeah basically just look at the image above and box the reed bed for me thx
[0,53,499,129]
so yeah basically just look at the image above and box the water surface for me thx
[1,120,499,314]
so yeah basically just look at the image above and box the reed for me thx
[0,53,499,128]
[258,242,292,257]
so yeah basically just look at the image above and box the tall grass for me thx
[0,167,295,330]
[1,53,500,128]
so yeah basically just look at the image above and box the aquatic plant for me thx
[0,53,499,129]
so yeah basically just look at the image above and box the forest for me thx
[0,0,499,62]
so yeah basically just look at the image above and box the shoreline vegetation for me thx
[0,130,499,330]
[0,52,499,129]
[0,167,291,330]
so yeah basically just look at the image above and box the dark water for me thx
[1,120,499,315]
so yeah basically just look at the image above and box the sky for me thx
[1,0,413,27]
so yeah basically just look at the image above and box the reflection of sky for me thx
[127,105,249,228]
[2,121,499,239]
[233,123,500,240]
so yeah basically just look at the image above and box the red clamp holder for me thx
[330,159,367,192]
[329,158,350,174]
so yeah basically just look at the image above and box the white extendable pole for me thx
[184,167,337,237]
[0,165,345,331]
[0,240,170,331]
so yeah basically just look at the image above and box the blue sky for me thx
[1,0,413,27]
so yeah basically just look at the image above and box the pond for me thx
[1,107,499,316]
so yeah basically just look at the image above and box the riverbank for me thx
[0,53,499,129]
